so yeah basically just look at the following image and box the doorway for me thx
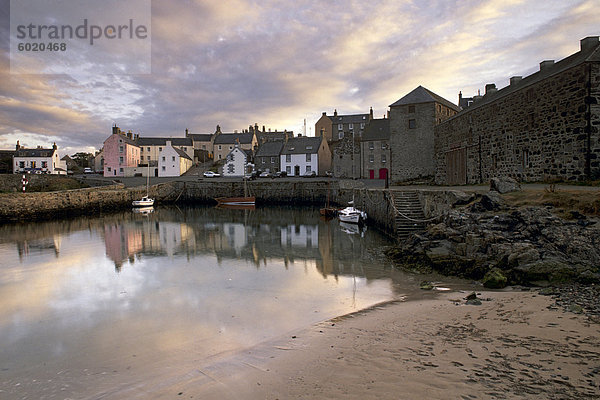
[379,168,388,180]
[294,165,300,176]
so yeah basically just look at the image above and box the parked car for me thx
[274,171,287,178]
[203,171,221,178]
[302,171,317,178]
[259,171,271,178]
[83,167,93,174]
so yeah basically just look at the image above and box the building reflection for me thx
[98,206,384,283]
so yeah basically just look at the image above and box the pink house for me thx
[103,125,141,177]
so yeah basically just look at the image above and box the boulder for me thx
[482,267,508,289]
[490,177,521,194]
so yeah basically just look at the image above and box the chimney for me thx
[127,130,133,139]
[262,125,265,132]
[166,140,171,147]
[539,60,555,71]
[16,140,20,150]
[255,123,259,132]
[185,128,189,137]
[369,107,373,119]
[509,76,523,86]
[484,83,497,95]
[215,125,221,134]
[458,91,462,104]
[322,112,326,116]
[52,142,57,150]
[581,36,600,52]
[334,109,338,117]
[112,124,120,136]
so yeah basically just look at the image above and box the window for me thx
[229,146,233,150]
[382,142,387,149]
[286,154,291,162]
[162,166,166,171]
[338,124,343,130]
[119,168,123,173]
[227,164,234,173]
[218,145,222,150]
[202,145,206,149]
[140,147,144,152]
[306,145,312,150]
[162,156,165,161]
[338,131,344,140]
[19,161,25,168]
[119,156,123,163]
[159,147,162,152]
[306,165,311,173]
[147,147,150,151]
[107,167,111,172]
[438,105,442,112]
[270,157,275,163]
[147,156,151,160]
[369,142,374,150]
[349,124,353,130]
[183,147,187,151]
[119,146,123,152]
[286,166,291,174]
[381,154,387,163]
[360,123,365,129]
[261,157,266,164]
[306,154,311,162]
[369,155,374,163]
[42,161,47,168]
[409,119,416,129]
[408,105,415,113]
[172,156,175,162]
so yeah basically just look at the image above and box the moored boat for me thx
[132,196,154,207]
[337,203,367,224]
[215,196,256,206]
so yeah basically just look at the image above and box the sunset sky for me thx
[0,0,598,156]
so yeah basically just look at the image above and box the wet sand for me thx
[144,290,600,399]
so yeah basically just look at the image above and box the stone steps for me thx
[391,190,427,238]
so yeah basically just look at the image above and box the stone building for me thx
[330,134,360,178]
[255,141,285,173]
[434,36,600,184]
[103,125,141,177]
[137,136,194,166]
[361,118,390,180]
[389,86,460,183]
[212,127,258,162]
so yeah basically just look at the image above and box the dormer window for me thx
[306,145,313,150]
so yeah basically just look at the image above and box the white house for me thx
[222,144,249,177]
[158,141,193,177]
[13,141,67,175]
[280,136,331,176]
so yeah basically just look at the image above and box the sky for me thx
[0,0,598,157]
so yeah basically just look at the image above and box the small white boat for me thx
[133,164,154,207]
[338,202,367,224]
[132,196,154,207]
[132,205,154,214]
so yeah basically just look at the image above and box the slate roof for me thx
[256,131,292,143]
[327,113,370,124]
[110,133,138,146]
[188,133,213,142]
[137,137,193,146]
[255,141,284,157]
[454,36,600,113]
[281,136,323,155]
[362,119,390,141]
[172,146,192,160]
[15,148,56,157]
[390,86,460,111]
[213,132,254,145]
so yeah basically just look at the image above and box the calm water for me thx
[0,205,467,398]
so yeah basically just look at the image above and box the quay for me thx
[0,176,482,240]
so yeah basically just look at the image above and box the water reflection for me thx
[0,206,461,399]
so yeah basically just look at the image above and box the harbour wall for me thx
[0,179,459,239]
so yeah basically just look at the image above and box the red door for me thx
[369,170,374,179]
[379,168,388,179]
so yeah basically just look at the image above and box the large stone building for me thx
[389,86,460,183]
[435,36,600,184]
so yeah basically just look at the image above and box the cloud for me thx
[0,0,597,154]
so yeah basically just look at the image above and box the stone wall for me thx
[435,62,600,184]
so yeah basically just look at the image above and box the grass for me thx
[503,188,600,217]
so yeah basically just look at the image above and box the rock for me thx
[420,281,434,290]
[482,267,508,289]
[465,292,478,300]
[490,177,521,194]
[568,304,584,314]
[466,298,482,306]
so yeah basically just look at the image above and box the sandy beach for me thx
[136,290,600,400]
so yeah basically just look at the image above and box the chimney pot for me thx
[484,83,497,95]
